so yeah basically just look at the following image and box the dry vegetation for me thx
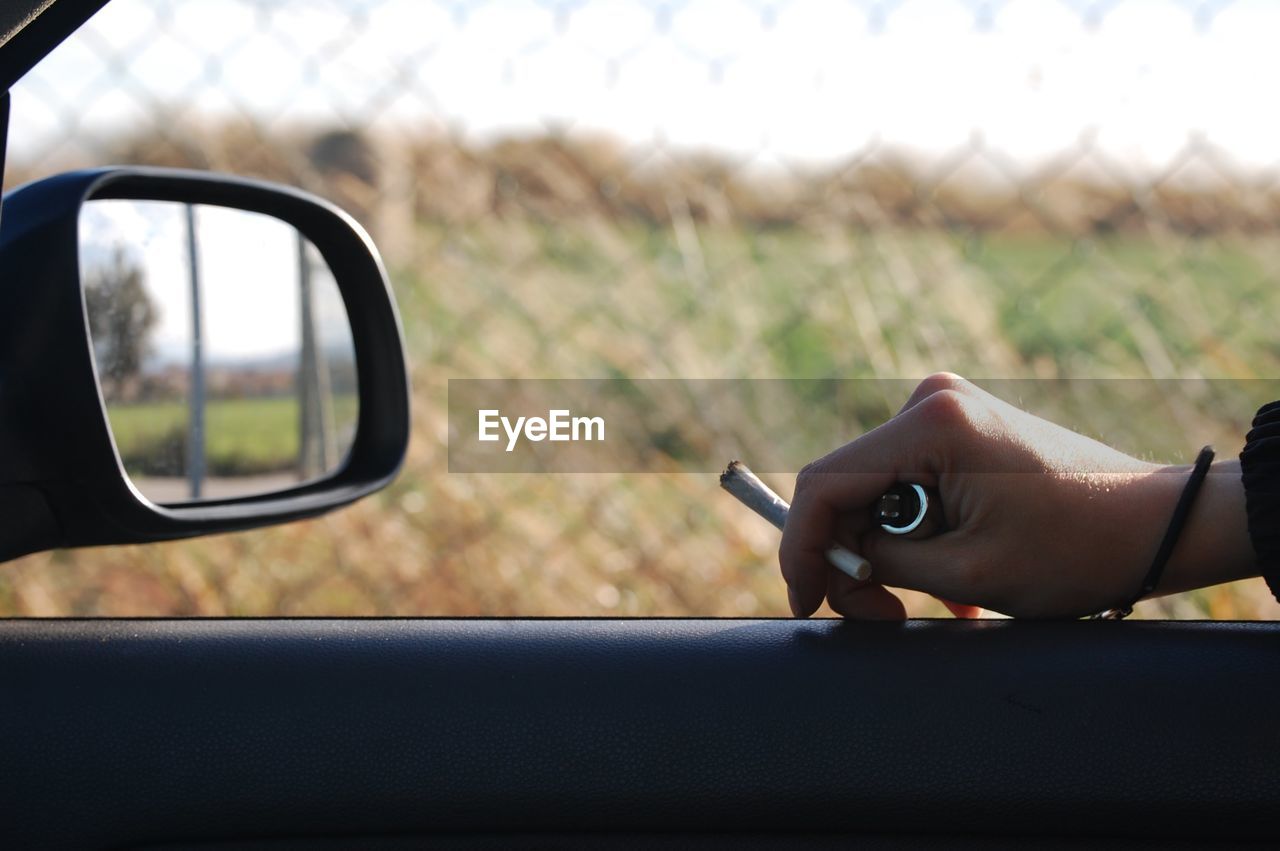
[4,121,1280,620]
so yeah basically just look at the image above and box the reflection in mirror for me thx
[79,200,359,503]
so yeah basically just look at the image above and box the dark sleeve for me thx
[1240,401,1280,602]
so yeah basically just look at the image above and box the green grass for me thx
[107,395,358,477]
[401,219,1280,476]
[405,218,1280,380]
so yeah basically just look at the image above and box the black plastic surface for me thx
[1,618,1277,849]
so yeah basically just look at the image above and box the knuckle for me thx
[913,388,971,431]
[900,372,970,416]
[916,371,968,397]
[794,458,828,493]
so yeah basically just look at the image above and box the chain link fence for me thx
[3,0,1280,618]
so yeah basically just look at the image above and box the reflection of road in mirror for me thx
[79,199,359,503]
[130,473,308,504]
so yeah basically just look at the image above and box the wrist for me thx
[1151,459,1255,596]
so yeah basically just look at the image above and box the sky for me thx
[80,199,352,366]
[8,0,1280,179]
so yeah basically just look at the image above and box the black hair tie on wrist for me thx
[1092,445,1216,620]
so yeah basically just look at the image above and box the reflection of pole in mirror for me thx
[185,203,205,500]
[297,233,341,481]
[79,200,360,504]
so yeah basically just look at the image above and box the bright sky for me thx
[9,0,1280,177]
[80,200,350,365]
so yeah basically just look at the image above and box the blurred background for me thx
[4,0,1280,619]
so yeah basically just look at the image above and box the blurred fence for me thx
[4,0,1280,619]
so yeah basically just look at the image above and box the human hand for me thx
[779,373,1254,619]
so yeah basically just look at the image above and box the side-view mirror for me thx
[0,167,410,561]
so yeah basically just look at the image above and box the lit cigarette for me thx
[719,460,872,582]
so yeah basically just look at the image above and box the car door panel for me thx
[1,618,1276,848]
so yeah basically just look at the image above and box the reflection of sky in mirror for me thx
[197,205,301,364]
[79,201,353,367]
[302,241,357,366]
[80,200,190,367]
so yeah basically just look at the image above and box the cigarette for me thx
[719,460,872,582]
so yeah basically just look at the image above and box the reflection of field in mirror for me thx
[106,394,359,489]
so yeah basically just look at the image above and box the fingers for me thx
[824,563,979,620]
[781,390,969,616]
[826,569,906,620]
[782,464,898,616]
[859,529,977,605]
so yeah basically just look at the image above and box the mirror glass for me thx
[79,200,359,503]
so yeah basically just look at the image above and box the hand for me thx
[779,373,1255,619]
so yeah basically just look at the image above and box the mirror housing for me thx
[0,167,410,561]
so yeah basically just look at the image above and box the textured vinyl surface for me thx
[1,618,1277,849]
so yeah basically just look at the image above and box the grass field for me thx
[109,397,302,476]
[4,143,1280,620]
[107,394,360,479]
